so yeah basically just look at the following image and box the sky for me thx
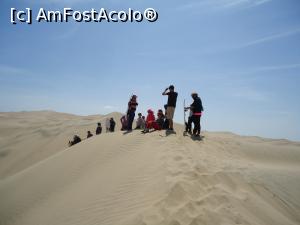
[1,0,300,141]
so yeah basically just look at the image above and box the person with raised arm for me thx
[162,85,178,131]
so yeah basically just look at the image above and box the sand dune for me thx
[0,111,300,225]
[0,111,122,179]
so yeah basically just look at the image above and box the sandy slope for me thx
[0,111,122,179]
[0,112,300,225]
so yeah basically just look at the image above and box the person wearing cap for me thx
[127,95,138,131]
[162,85,178,131]
[96,122,102,135]
[185,92,204,137]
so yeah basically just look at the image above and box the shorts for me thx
[166,106,175,120]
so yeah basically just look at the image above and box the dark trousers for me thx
[127,110,135,130]
[186,116,192,133]
[110,125,115,132]
[191,115,201,135]
[163,119,169,130]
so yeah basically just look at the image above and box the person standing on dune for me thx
[127,95,138,131]
[185,92,203,137]
[110,118,116,132]
[162,85,178,131]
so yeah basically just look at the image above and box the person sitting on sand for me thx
[185,92,203,137]
[162,104,169,130]
[96,123,102,135]
[127,95,138,131]
[135,113,144,129]
[141,116,146,129]
[110,118,116,132]
[156,109,165,129]
[142,109,160,133]
[120,115,128,131]
[87,131,93,138]
[69,135,81,146]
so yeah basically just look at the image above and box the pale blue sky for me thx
[1,0,300,140]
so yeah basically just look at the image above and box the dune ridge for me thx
[0,111,299,225]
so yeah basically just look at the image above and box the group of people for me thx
[120,108,169,133]
[68,117,116,146]
[68,85,203,146]
[119,85,178,133]
[121,85,203,137]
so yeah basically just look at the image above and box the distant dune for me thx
[0,111,299,225]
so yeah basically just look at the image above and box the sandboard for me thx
[183,99,188,136]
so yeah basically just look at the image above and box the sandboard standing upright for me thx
[183,99,188,136]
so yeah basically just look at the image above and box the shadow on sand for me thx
[141,129,157,134]
[165,130,177,136]
[183,131,205,141]
[190,135,204,141]
[123,130,133,135]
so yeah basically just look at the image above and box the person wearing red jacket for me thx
[142,109,160,133]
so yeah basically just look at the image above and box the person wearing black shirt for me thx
[87,131,93,138]
[110,118,116,132]
[96,122,102,135]
[162,85,178,131]
[69,135,81,146]
[185,92,203,137]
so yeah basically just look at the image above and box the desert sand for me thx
[0,111,299,225]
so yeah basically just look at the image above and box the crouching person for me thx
[156,109,165,130]
[135,113,145,129]
[142,109,160,133]
[68,135,81,147]
[87,131,93,138]
[120,115,128,131]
